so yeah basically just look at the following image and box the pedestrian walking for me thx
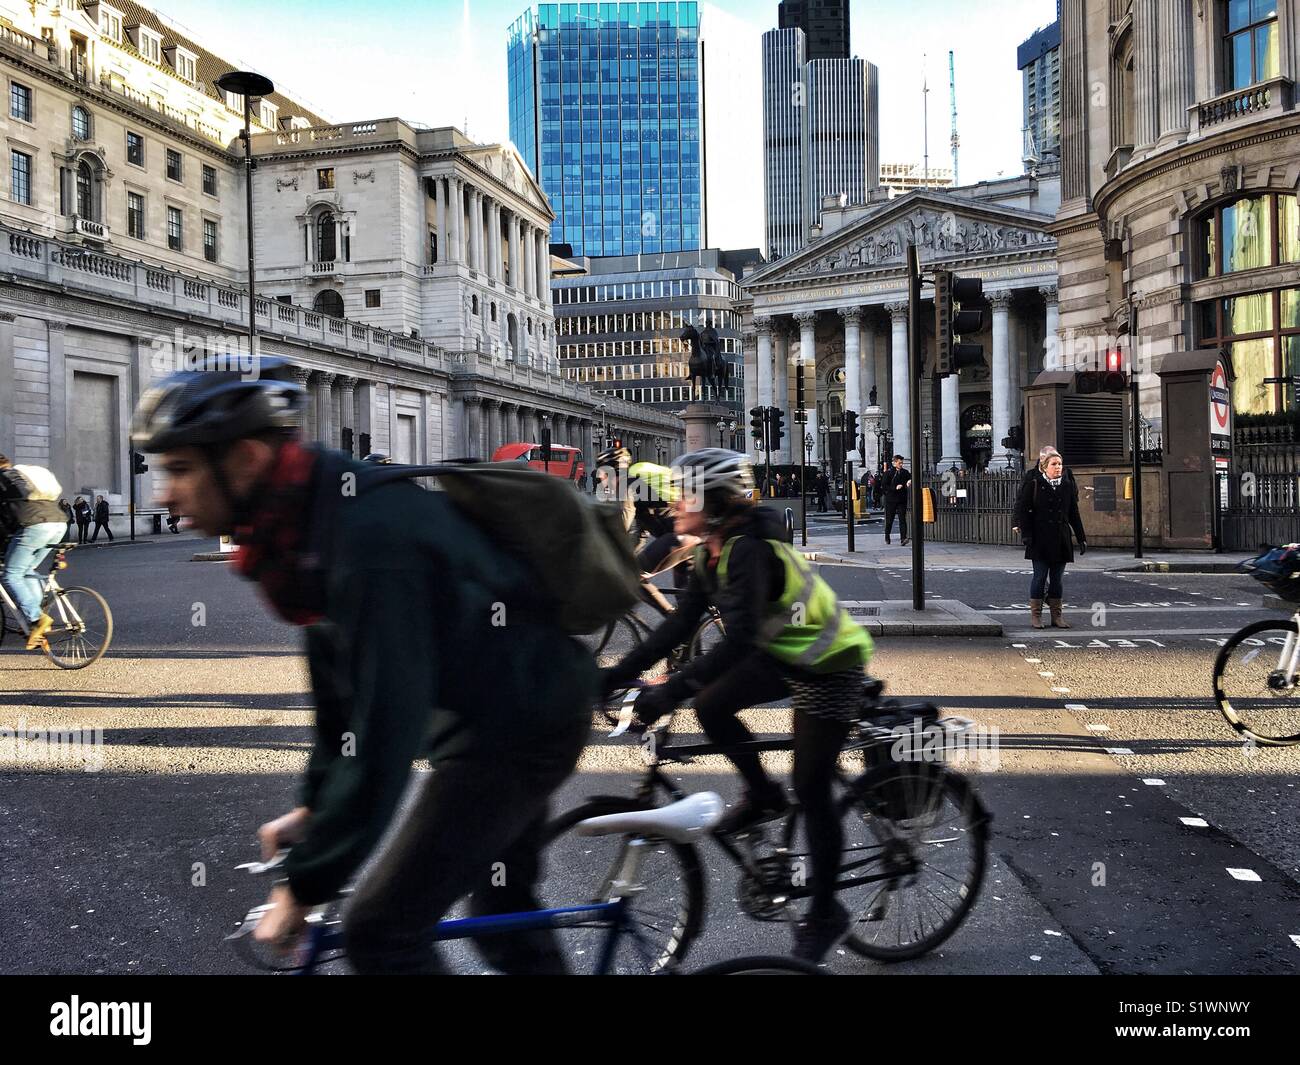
[73,496,91,543]
[166,505,182,533]
[59,497,74,543]
[882,455,911,545]
[90,494,114,542]
[1013,445,1087,629]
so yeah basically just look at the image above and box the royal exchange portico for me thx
[741,183,1060,474]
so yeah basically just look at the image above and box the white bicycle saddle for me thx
[575,791,724,844]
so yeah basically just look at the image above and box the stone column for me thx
[1158,0,1192,142]
[292,367,313,436]
[465,396,482,457]
[859,315,876,418]
[471,189,484,272]
[773,322,791,463]
[489,201,501,281]
[521,227,534,298]
[449,178,463,263]
[1060,0,1090,203]
[339,376,357,455]
[989,291,1013,463]
[508,214,521,291]
[1134,0,1161,151]
[313,371,335,444]
[536,233,549,300]
[840,307,862,459]
[755,316,773,408]
[938,373,963,471]
[435,178,447,264]
[481,398,499,455]
[1040,286,1060,371]
[886,301,910,462]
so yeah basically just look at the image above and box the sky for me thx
[150,0,1058,248]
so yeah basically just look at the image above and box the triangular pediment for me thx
[745,190,1056,288]
[464,143,552,218]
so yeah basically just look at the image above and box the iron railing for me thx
[920,468,1024,546]
[1220,442,1300,550]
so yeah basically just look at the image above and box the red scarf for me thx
[232,440,326,626]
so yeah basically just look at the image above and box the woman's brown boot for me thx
[1029,599,1044,628]
[1048,598,1070,628]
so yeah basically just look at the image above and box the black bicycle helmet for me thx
[130,356,307,452]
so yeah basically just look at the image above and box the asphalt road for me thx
[2,536,1298,974]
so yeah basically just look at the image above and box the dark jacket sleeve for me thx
[285,563,438,906]
[1013,473,1034,538]
[670,535,778,694]
[609,571,709,683]
[1068,477,1087,546]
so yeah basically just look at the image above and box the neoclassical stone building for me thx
[741,180,1060,473]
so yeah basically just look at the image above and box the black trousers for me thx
[884,502,908,541]
[693,654,853,913]
[342,718,588,975]
[90,519,113,542]
[75,520,89,544]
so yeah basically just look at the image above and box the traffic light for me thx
[749,406,766,444]
[1000,424,1025,452]
[130,450,148,476]
[1077,348,1129,394]
[933,270,986,378]
[768,407,786,451]
[843,409,859,448]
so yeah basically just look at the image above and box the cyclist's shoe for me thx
[716,788,789,836]
[792,899,850,963]
[25,612,53,650]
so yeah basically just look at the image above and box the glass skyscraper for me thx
[507,3,703,258]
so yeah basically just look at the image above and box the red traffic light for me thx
[1106,348,1123,373]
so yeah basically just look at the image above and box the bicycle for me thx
[1212,547,1300,745]
[0,542,113,668]
[543,681,991,973]
[226,794,823,976]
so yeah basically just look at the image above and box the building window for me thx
[167,206,183,250]
[1197,286,1300,414]
[472,294,479,314]
[202,165,217,196]
[71,106,91,140]
[260,101,278,128]
[429,230,438,263]
[76,160,95,219]
[313,289,344,317]
[491,302,497,322]
[127,191,144,238]
[203,219,218,262]
[1226,0,1280,90]
[166,149,182,182]
[126,131,144,166]
[101,8,122,42]
[365,289,381,308]
[175,51,196,83]
[10,82,32,122]
[317,167,334,190]
[316,212,336,261]
[1198,192,1298,277]
[10,150,31,206]
[139,28,161,64]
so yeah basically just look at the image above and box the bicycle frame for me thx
[1278,612,1300,683]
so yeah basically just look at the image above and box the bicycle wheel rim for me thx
[839,765,988,961]
[690,954,825,975]
[43,587,113,670]
[1212,619,1300,745]
[542,799,705,974]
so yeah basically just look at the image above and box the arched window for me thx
[471,294,479,314]
[71,106,91,141]
[316,211,336,262]
[490,302,497,322]
[76,159,95,219]
[313,289,344,318]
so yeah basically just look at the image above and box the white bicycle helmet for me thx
[672,448,756,500]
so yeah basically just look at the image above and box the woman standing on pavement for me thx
[1013,445,1087,629]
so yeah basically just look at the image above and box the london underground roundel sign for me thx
[1210,359,1231,437]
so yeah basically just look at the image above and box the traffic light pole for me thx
[1130,311,1143,559]
[845,456,855,552]
[128,449,136,542]
[908,243,925,611]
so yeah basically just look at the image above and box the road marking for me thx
[986,604,1252,614]
[1086,724,1111,731]
[1104,747,1134,755]
[1030,955,1042,962]
[1064,703,1088,711]
[1227,868,1261,882]
[1051,686,1071,693]
[1038,670,1054,677]
[1044,929,1063,937]
[1008,628,1242,639]
[1025,657,1042,663]
[1142,778,1166,786]
[1180,817,1209,827]
[1290,935,1300,950]
[1011,643,1028,648]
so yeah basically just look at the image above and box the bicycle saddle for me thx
[575,791,723,844]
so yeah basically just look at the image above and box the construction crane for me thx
[948,50,959,186]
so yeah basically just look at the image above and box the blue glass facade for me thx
[507,3,702,258]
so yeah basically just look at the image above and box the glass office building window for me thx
[508,2,702,257]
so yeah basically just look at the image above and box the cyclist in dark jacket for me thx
[131,357,594,974]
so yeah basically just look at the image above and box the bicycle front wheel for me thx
[43,586,113,669]
[838,763,989,962]
[542,798,705,974]
[1213,619,1300,745]
[691,954,825,975]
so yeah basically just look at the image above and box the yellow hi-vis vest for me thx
[713,537,873,673]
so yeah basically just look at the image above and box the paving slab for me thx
[840,598,1003,636]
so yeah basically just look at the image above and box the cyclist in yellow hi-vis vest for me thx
[601,448,874,962]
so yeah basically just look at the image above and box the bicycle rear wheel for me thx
[691,954,824,975]
[1212,619,1300,745]
[837,763,989,962]
[541,798,705,974]
[43,586,113,669]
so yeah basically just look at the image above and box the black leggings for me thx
[693,655,852,914]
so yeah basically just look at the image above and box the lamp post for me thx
[716,417,726,448]
[923,425,933,471]
[863,405,882,512]
[817,423,828,473]
[214,70,274,373]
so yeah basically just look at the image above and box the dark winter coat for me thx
[1013,469,1086,564]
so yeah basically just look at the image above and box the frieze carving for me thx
[353,170,375,184]
[1220,164,1240,197]
[276,177,299,192]
[786,208,1053,279]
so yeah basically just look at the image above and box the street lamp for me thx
[728,417,737,450]
[817,424,828,471]
[214,70,275,370]
[716,417,726,448]
[922,425,933,470]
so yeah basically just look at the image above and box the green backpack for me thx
[347,459,643,635]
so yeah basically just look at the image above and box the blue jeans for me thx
[2,521,65,623]
[1029,559,1066,600]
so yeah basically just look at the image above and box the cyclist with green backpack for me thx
[130,357,595,974]
[600,448,874,962]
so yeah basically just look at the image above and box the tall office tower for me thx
[777,0,849,61]
[762,27,878,260]
[507,2,760,259]
[1018,18,1061,176]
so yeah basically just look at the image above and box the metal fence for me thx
[919,468,1024,546]
[1220,443,1300,550]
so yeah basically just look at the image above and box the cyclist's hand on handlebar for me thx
[633,682,677,726]
[258,806,311,862]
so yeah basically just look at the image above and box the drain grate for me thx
[848,607,881,616]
